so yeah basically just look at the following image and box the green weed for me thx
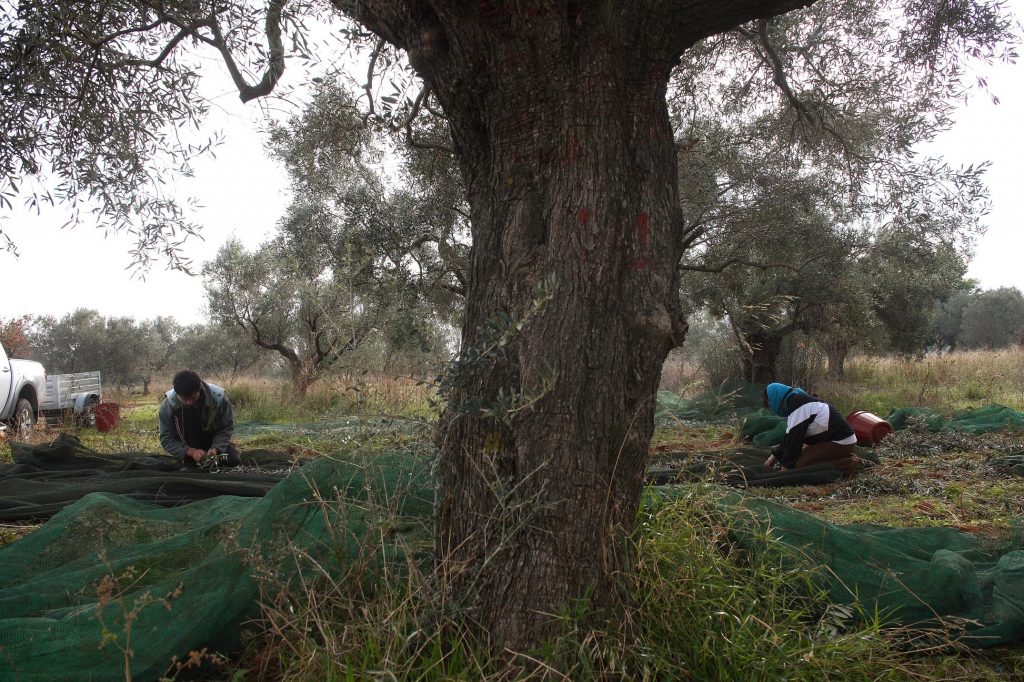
[243,479,968,681]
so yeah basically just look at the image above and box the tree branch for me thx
[235,308,299,364]
[737,21,815,127]
[403,86,454,154]
[207,0,288,103]
[737,19,865,159]
[658,0,819,55]
[120,24,197,69]
[362,38,387,121]
[681,253,826,274]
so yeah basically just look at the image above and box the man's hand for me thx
[763,454,778,472]
[186,447,205,463]
[207,448,218,458]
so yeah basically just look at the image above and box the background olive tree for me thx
[671,0,997,383]
[204,85,462,398]
[959,286,1024,349]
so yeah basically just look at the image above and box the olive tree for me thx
[137,316,180,395]
[207,89,460,397]
[172,322,270,383]
[2,0,1016,649]
[29,309,108,374]
[671,0,998,382]
[960,287,1024,349]
[931,282,980,349]
[204,236,376,397]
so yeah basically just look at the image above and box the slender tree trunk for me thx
[287,360,313,399]
[428,17,688,647]
[739,332,782,384]
[824,338,848,379]
[142,376,151,397]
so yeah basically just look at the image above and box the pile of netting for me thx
[0,434,296,521]
[0,446,433,681]
[648,485,1024,648]
[887,405,1024,433]
[0,416,432,522]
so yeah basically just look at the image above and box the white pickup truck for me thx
[0,342,46,438]
[1,342,102,437]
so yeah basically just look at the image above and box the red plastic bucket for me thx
[846,410,893,445]
[94,403,121,432]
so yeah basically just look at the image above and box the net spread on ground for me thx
[1,388,1022,679]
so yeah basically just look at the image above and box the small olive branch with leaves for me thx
[435,273,559,426]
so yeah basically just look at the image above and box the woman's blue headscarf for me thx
[766,382,810,417]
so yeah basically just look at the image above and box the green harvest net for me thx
[0,447,433,682]
[887,405,1024,434]
[705,490,1024,648]
[1,451,1021,681]
[657,382,1024,445]
[2,388,1024,679]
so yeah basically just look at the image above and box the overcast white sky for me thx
[1,12,1023,326]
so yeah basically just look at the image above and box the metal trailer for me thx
[40,372,102,427]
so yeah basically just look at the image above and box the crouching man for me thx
[159,370,241,469]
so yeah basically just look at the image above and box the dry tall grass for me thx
[661,347,1024,416]
[825,348,1024,415]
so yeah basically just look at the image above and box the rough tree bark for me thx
[335,0,816,650]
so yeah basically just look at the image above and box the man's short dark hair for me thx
[172,370,203,396]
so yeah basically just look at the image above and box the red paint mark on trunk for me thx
[628,212,650,270]
[577,208,589,224]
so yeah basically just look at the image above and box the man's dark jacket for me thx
[158,381,234,462]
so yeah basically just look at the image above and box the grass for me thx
[243,480,943,681]
[824,348,1024,415]
[2,352,1024,679]
[240,477,1024,681]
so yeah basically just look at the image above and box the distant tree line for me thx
[681,282,1024,388]
[931,284,1024,351]
[0,308,452,397]
[2,311,263,394]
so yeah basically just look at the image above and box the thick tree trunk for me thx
[427,16,688,648]
[739,332,782,384]
[335,0,820,655]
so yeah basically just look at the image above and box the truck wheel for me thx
[12,398,35,439]
[81,396,99,429]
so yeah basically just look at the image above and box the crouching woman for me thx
[762,382,859,475]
